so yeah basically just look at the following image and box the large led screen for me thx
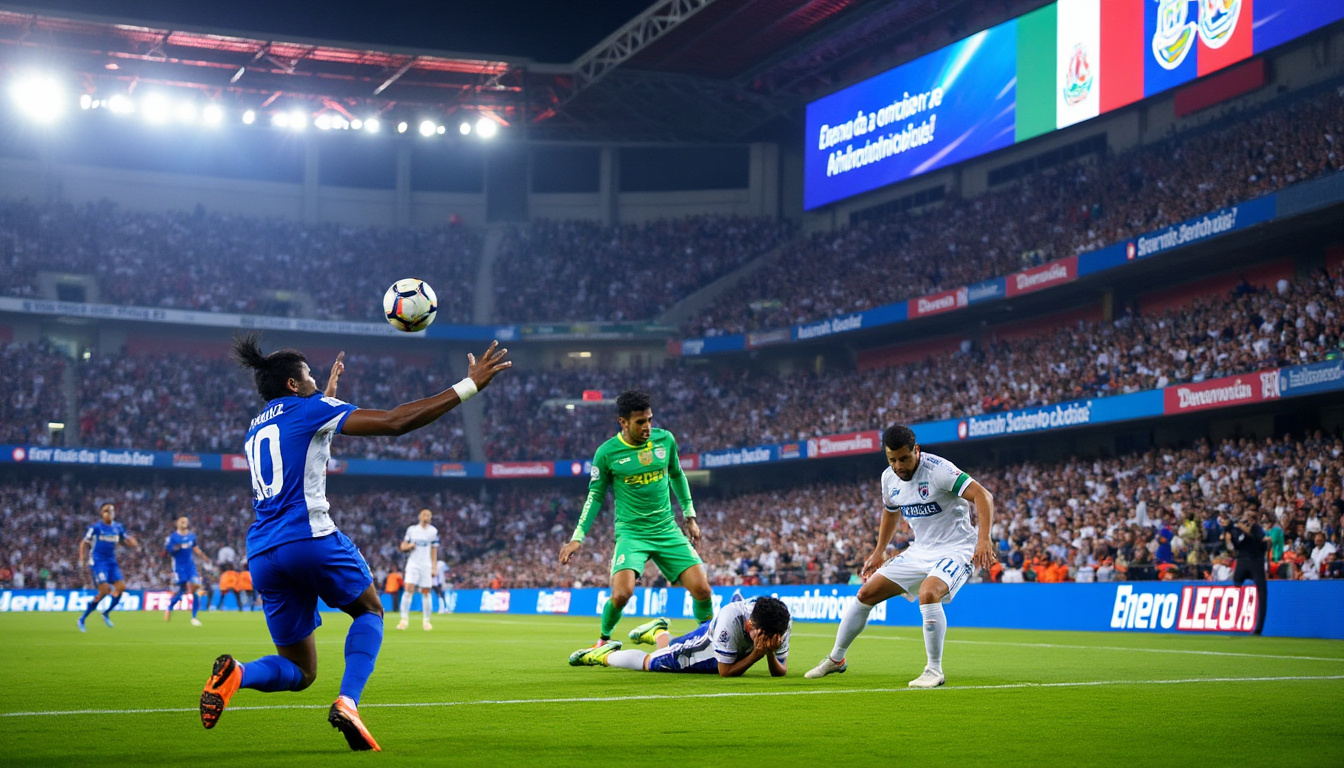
[803,0,1344,210]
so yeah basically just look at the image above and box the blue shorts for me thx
[91,561,122,585]
[646,623,720,674]
[175,568,198,587]
[250,531,373,647]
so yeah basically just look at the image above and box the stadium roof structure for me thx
[0,0,1047,142]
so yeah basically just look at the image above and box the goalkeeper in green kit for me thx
[558,390,714,653]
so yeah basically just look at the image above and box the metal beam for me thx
[567,0,716,97]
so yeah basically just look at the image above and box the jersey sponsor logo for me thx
[616,457,632,465]
[638,450,653,466]
[918,482,930,500]
[654,447,666,460]
[480,590,511,612]
[1108,584,1257,632]
[898,501,942,518]
[623,469,666,487]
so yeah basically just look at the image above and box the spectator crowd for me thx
[688,84,1344,336]
[1,432,1339,593]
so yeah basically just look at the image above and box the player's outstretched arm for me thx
[324,351,345,397]
[342,341,510,437]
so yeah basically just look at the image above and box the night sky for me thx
[16,0,656,62]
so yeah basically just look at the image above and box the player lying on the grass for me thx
[164,516,210,626]
[396,508,439,631]
[806,425,996,688]
[570,595,791,676]
[199,336,509,752]
[77,502,141,632]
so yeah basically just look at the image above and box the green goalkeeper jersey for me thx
[570,428,695,542]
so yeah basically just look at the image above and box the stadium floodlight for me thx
[271,112,289,128]
[475,117,499,139]
[242,109,256,124]
[436,125,446,135]
[107,94,134,115]
[315,114,333,130]
[350,118,363,130]
[397,121,408,134]
[9,75,66,123]
[289,110,307,130]
[459,121,472,136]
[176,102,198,124]
[140,93,171,124]
[364,118,380,133]
[79,94,92,110]
[202,104,223,126]
[419,120,437,137]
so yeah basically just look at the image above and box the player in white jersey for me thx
[569,595,791,677]
[806,425,995,688]
[396,508,439,631]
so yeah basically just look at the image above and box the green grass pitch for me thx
[1,611,1341,766]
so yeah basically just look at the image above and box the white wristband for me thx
[452,377,478,402]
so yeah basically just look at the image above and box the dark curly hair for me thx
[616,389,653,419]
[232,333,308,402]
[749,596,791,637]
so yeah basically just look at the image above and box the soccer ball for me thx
[383,278,438,332]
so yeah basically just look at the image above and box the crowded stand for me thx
[72,349,467,461]
[687,84,1344,337]
[482,265,1344,458]
[490,216,792,322]
[0,341,68,446]
[0,200,479,324]
[2,432,1339,593]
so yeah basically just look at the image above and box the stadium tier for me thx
[2,432,1339,593]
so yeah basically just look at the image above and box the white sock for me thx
[920,602,946,672]
[399,590,412,620]
[830,600,874,661]
[605,649,649,671]
[422,593,432,622]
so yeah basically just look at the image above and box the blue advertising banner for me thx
[424,323,520,342]
[1077,241,1134,277]
[1278,358,1344,397]
[966,277,1007,305]
[1132,195,1277,260]
[804,21,1018,210]
[954,390,1164,441]
[364,582,1344,640]
[698,444,782,469]
[1252,0,1344,54]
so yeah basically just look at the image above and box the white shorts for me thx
[404,561,431,588]
[876,546,973,603]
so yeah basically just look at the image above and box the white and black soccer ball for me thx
[383,278,438,332]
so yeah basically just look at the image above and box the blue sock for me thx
[171,587,187,611]
[191,594,200,619]
[102,593,122,616]
[340,613,384,705]
[80,597,102,621]
[239,655,305,693]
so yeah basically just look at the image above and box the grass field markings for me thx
[790,632,1344,662]
[5,674,1342,719]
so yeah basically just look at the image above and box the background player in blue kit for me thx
[200,334,510,752]
[165,516,210,625]
[77,502,141,632]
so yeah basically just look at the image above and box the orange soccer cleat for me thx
[328,696,381,752]
[199,654,242,729]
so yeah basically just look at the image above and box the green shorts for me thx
[610,527,702,583]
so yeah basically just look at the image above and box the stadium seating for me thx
[686,84,1344,336]
[2,433,1338,592]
